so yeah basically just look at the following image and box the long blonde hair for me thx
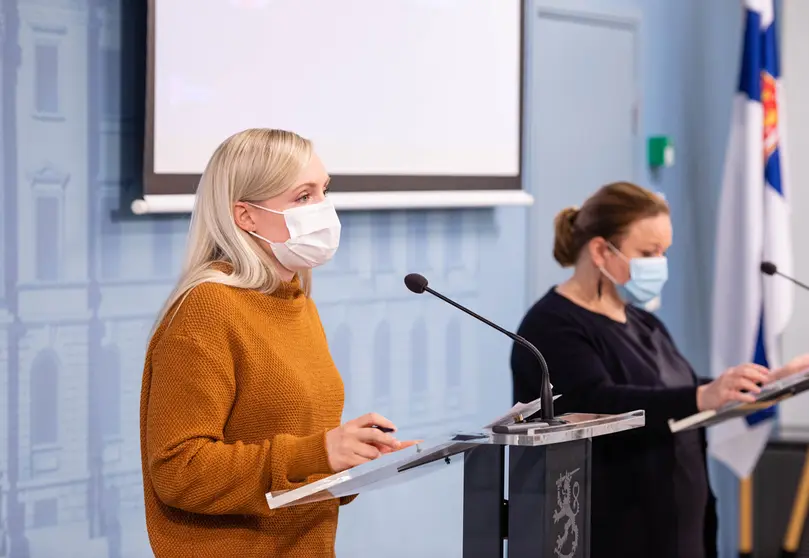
[151,128,314,336]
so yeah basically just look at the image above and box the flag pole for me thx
[740,476,753,558]
[780,450,809,557]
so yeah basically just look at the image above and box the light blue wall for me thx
[520,1,744,553]
[0,0,747,556]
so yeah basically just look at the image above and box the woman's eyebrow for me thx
[294,176,330,190]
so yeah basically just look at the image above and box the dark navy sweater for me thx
[511,288,717,558]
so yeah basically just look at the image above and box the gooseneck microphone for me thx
[404,273,555,421]
[761,261,809,291]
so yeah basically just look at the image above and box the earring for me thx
[597,276,603,299]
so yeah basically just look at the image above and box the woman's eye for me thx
[296,193,310,203]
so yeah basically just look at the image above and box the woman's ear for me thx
[587,237,609,269]
[233,202,255,233]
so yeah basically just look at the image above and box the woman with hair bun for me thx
[511,182,809,558]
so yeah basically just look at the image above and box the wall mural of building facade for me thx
[0,1,523,556]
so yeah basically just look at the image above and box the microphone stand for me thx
[416,282,559,423]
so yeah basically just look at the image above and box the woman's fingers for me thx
[734,365,769,384]
[349,439,381,461]
[348,412,396,432]
[733,377,762,394]
[726,389,757,404]
[355,428,401,450]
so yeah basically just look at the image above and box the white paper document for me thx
[483,394,562,429]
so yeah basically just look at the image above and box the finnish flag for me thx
[709,0,793,479]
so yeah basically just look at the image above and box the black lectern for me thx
[462,411,644,558]
[265,410,646,558]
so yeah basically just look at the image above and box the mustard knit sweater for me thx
[139,275,348,557]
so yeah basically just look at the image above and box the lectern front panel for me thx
[462,445,506,558]
[507,439,592,558]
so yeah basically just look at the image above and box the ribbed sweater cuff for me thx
[281,430,332,482]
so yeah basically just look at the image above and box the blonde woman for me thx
[140,129,409,557]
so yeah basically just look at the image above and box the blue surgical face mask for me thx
[600,243,668,305]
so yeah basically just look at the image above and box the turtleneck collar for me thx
[272,274,305,300]
[208,260,305,300]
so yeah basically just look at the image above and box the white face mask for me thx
[246,197,341,272]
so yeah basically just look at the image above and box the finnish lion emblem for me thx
[552,467,581,558]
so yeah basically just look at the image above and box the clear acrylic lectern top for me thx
[265,410,645,510]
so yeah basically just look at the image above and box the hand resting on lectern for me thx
[696,363,770,411]
[325,412,420,472]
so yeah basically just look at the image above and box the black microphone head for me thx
[404,273,429,294]
[761,261,777,276]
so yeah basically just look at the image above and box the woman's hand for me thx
[696,364,770,411]
[767,353,809,384]
[375,439,421,455]
[325,412,403,472]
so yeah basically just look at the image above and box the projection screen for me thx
[135,0,531,213]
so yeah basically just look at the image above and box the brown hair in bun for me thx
[551,182,669,268]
